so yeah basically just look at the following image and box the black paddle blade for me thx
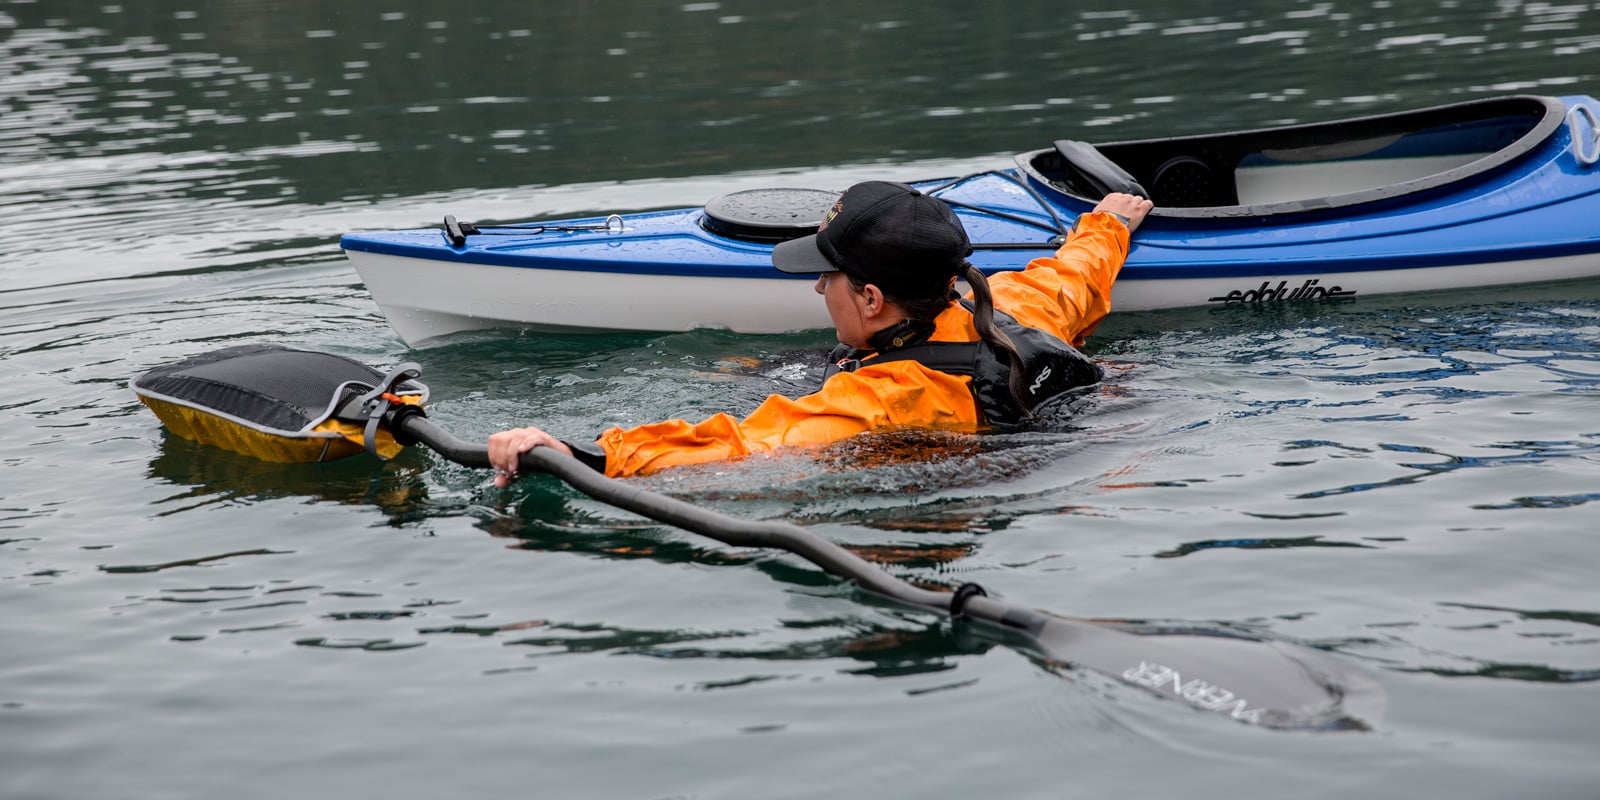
[1023,613,1384,730]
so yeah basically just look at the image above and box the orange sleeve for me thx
[987,210,1130,346]
[597,362,981,477]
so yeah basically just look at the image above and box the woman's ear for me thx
[859,283,887,316]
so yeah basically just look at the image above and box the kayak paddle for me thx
[133,343,1383,730]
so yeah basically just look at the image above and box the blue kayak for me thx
[340,93,1600,345]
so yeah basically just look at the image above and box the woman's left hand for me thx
[487,426,574,487]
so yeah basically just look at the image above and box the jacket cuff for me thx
[1069,210,1131,234]
[562,439,607,472]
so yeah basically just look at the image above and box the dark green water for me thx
[3,2,1600,798]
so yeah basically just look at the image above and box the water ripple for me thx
[98,547,288,574]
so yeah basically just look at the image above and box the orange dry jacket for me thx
[595,211,1131,477]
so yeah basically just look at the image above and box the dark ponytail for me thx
[959,263,1035,418]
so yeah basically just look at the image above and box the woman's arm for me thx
[988,193,1152,345]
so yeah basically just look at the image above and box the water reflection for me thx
[493,615,991,681]
[145,432,434,522]
[1152,535,1373,559]
[1402,662,1600,683]
[1294,438,1600,500]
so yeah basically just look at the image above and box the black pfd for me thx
[820,301,1103,427]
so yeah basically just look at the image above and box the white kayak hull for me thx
[349,248,1600,345]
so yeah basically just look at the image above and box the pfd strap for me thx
[826,341,979,379]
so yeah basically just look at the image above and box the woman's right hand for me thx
[1094,192,1154,233]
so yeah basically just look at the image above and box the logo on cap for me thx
[819,199,842,232]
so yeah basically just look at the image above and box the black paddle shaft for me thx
[393,413,1382,729]
[397,415,1031,624]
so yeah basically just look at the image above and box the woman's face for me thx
[816,271,874,349]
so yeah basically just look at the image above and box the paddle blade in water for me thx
[1024,613,1384,730]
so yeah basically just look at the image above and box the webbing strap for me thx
[829,341,979,377]
[344,361,424,460]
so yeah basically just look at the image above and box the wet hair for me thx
[847,264,1035,417]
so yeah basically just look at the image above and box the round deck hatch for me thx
[701,188,838,243]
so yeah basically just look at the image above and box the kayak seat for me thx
[1150,155,1238,208]
[1019,96,1568,219]
[1051,140,1149,199]
[1053,139,1235,208]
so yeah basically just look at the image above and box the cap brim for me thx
[771,234,838,275]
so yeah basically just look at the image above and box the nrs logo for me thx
[1028,365,1053,396]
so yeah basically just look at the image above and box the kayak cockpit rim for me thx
[1016,94,1570,220]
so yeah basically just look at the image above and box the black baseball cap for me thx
[771,181,971,299]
